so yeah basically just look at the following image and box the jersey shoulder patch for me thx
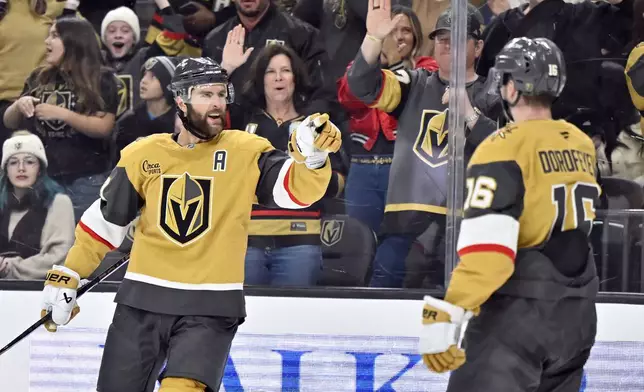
[470,124,522,166]
[488,124,517,142]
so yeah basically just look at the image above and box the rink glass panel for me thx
[1,3,643,296]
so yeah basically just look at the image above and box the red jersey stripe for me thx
[458,243,516,262]
[251,210,320,218]
[79,221,116,251]
[283,165,308,207]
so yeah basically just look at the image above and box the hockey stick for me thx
[0,254,130,357]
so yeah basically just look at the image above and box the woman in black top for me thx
[223,26,347,286]
[3,16,119,221]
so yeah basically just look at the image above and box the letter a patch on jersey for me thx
[158,173,213,247]
[413,109,449,168]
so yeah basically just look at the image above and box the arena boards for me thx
[0,290,643,391]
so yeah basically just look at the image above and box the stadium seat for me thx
[317,214,377,287]
[593,177,644,292]
[601,177,644,209]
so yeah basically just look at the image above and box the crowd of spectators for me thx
[0,0,643,293]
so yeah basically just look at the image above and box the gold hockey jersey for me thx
[64,131,331,317]
[444,119,601,311]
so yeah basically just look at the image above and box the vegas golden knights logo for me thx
[159,173,213,247]
[413,109,449,168]
[116,74,133,118]
[41,90,72,131]
[320,219,344,247]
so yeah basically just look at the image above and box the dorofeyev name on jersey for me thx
[538,148,595,176]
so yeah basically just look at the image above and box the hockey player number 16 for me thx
[464,176,497,210]
[464,177,600,237]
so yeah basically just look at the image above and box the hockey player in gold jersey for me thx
[38,57,342,392]
[419,38,601,392]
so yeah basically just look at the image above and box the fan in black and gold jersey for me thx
[419,38,601,392]
[39,58,342,392]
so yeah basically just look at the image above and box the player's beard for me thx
[187,106,225,138]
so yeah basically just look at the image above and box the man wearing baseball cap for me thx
[428,3,485,41]
[346,0,502,288]
[428,4,487,90]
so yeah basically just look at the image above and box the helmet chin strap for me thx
[178,103,214,141]
[500,87,522,123]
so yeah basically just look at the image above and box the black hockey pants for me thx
[446,294,596,392]
[96,304,239,392]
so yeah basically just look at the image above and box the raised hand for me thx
[366,0,405,41]
[221,24,254,75]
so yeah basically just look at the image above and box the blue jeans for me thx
[344,159,391,234]
[345,159,415,288]
[61,171,110,222]
[369,234,415,288]
[245,245,322,286]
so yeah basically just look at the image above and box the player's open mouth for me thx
[207,113,222,125]
[112,42,125,49]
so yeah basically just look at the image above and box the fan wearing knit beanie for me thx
[101,6,140,62]
[100,6,148,118]
[113,56,182,163]
[0,131,75,280]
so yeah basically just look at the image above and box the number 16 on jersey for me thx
[464,176,600,237]
[550,182,601,236]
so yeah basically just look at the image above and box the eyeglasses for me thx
[6,157,39,168]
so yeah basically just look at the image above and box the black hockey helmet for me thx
[170,57,235,104]
[491,37,566,99]
[170,57,235,141]
[488,37,566,121]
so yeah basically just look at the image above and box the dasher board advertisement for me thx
[1,291,643,391]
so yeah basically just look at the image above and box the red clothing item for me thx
[337,56,438,151]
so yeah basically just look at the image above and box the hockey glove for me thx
[420,295,474,373]
[288,113,342,169]
[41,265,82,332]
